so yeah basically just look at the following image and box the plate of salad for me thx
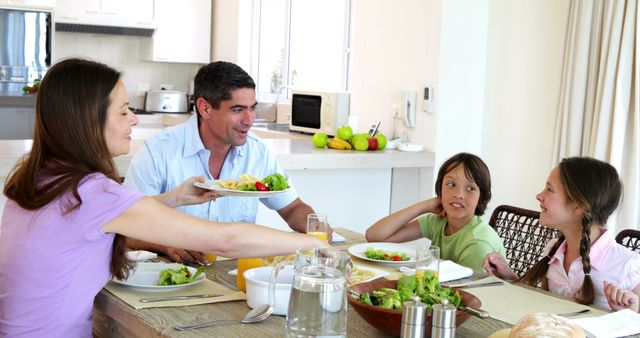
[194,173,291,198]
[348,243,416,265]
[110,262,206,291]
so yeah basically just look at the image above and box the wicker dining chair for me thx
[615,229,640,254]
[488,204,561,277]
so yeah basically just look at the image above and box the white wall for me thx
[481,0,569,213]
[54,33,202,109]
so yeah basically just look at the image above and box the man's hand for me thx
[166,247,211,265]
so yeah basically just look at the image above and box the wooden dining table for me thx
[91,229,559,337]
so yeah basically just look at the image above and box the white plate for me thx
[194,180,290,198]
[110,262,205,292]
[348,243,416,265]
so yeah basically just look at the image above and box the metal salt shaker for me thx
[400,295,428,338]
[431,299,456,338]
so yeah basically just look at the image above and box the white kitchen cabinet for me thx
[1,0,55,9]
[0,107,35,139]
[140,0,211,64]
[55,0,153,28]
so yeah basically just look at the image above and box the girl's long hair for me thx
[518,157,622,305]
[3,58,134,279]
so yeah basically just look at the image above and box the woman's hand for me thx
[170,176,220,207]
[483,252,518,281]
[604,281,639,312]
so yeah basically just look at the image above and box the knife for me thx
[445,281,504,289]
[139,294,223,303]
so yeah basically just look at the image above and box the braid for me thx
[518,235,565,287]
[574,216,595,304]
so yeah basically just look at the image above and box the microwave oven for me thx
[289,90,350,135]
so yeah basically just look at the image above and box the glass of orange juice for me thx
[204,253,217,266]
[415,245,440,282]
[306,213,329,242]
[236,257,265,292]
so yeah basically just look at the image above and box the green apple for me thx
[312,132,329,148]
[353,136,369,151]
[336,125,353,141]
[350,133,367,148]
[374,134,387,150]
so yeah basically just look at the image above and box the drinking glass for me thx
[237,257,265,292]
[415,246,440,282]
[204,253,217,266]
[306,213,329,242]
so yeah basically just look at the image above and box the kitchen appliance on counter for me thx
[289,90,350,136]
[0,8,51,94]
[144,89,189,113]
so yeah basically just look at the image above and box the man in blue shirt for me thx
[124,61,325,263]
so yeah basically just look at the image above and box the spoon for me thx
[173,305,272,331]
[241,303,273,323]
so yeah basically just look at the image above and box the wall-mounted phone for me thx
[402,90,417,128]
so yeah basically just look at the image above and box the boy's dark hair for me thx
[434,152,492,216]
[193,61,255,113]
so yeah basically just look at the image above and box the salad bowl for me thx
[347,278,481,337]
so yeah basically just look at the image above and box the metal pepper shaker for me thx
[431,299,456,338]
[400,295,428,338]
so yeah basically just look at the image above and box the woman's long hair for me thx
[3,58,134,279]
[518,157,622,305]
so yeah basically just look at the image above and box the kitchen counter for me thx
[119,130,433,172]
[0,92,37,107]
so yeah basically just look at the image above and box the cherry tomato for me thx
[255,181,270,191]
[392,255,401,261]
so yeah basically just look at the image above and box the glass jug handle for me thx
[269,261,294,308]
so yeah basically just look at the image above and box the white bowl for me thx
[243,266,294,316]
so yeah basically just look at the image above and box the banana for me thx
[335,138,353,150]
[328,139,346,150]
[328,138,353,150]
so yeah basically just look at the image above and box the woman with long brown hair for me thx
[483,157,640,312]
[0,58,326,337]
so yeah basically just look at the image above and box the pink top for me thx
[0,173,143,337]
[545,230,640,309]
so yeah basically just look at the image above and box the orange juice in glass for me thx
[204,253,217,265]
[306,213,329,242]
[236,257,265,292]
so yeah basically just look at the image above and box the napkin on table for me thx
[331,232,347,244]
[399,260,473,283]
[572,309,640,338]
[126,250,157,262]
[104,279,246,310]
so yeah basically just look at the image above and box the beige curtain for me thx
[553,0,639,233]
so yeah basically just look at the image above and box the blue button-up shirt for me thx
[124,115,298,222]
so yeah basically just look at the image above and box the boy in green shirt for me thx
[366,152,506,272]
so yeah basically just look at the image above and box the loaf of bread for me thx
[488,313,585,338]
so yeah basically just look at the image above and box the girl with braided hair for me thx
[483,157,640,312]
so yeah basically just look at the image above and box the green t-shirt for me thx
[418,214,506,272]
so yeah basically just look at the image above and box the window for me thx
[251,0,352,102]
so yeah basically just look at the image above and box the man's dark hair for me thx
[193,61,255,112]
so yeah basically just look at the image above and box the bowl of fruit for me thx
[348,273,481,337]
